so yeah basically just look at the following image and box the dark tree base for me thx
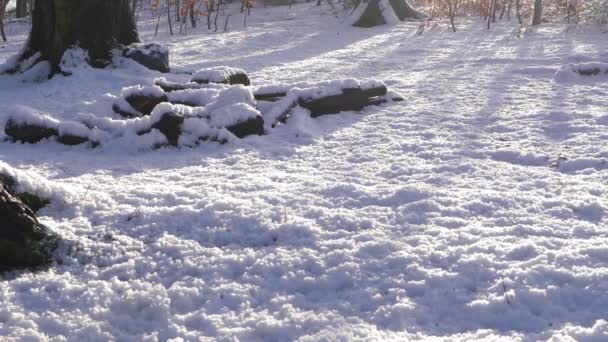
[353,0,424,28]
[5,0,139,75]
[353,0,385,28]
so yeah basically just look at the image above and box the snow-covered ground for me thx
[1,4,608,341]
[5,0,15,11]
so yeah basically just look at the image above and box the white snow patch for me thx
[191,66,247,83]
[209,102,260,127]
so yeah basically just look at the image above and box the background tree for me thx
[5,0,139,74]
[0,0,7,42]
[532,0,543,24]
[16,0,29,18]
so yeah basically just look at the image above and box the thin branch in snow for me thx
[501,275,512,306]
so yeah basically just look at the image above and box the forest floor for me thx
[1,3,608,341]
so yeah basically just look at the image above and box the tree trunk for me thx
[532,0,542,25]
[7,0,139,74]
[0,0,7,42]
[189,3,197,28]
[487,0,494,29]
[16,0,28,18]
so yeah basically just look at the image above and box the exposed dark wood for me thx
[5,119,90,146]
[151,112,185,146]
[299,86,388,117]
[126,94,169,116]
[155,79,196,92]
[254,92,288,102]
[226,115,265,138]
[5,120,58,144]
[192,71,251,86]
[271,85,389,125]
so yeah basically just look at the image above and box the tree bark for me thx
[189,3,197,28]
[0,0,7,42]
[353,0,425,27]
[532,0,543,25]
[16,0,28,18]
[7,0,139,74]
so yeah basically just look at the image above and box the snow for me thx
[1,3,608,341]
[209,102,260,127]
[121,85,166,99]
[192,66,247,83]
[166,88,221,107]
[0,160,72,206]
[125,42,169,56]
[255,78,385,96]
[60,48,91,73]
[5,0,15,11]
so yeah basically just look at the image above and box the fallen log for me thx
[5,118,92,147]
[5,120,58,144]
[299,86,388,118]
[112,85,169,117]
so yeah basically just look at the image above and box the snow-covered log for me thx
[112,85,169,117]
[262,79,397,126]
[300,86,388,117]
[555,62,608,82]
[4,118,93,146]
[191,67,251,86]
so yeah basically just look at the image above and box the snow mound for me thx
[191,66,249,85]
[166,88,221,107]
[0,161,73,205]
[121,85,166,99]
[59,47,91,73]
[205,84,256,112]
[209,103,260,128]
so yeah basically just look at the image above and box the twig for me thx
[80,183,92,202]
[501,275,512,306]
